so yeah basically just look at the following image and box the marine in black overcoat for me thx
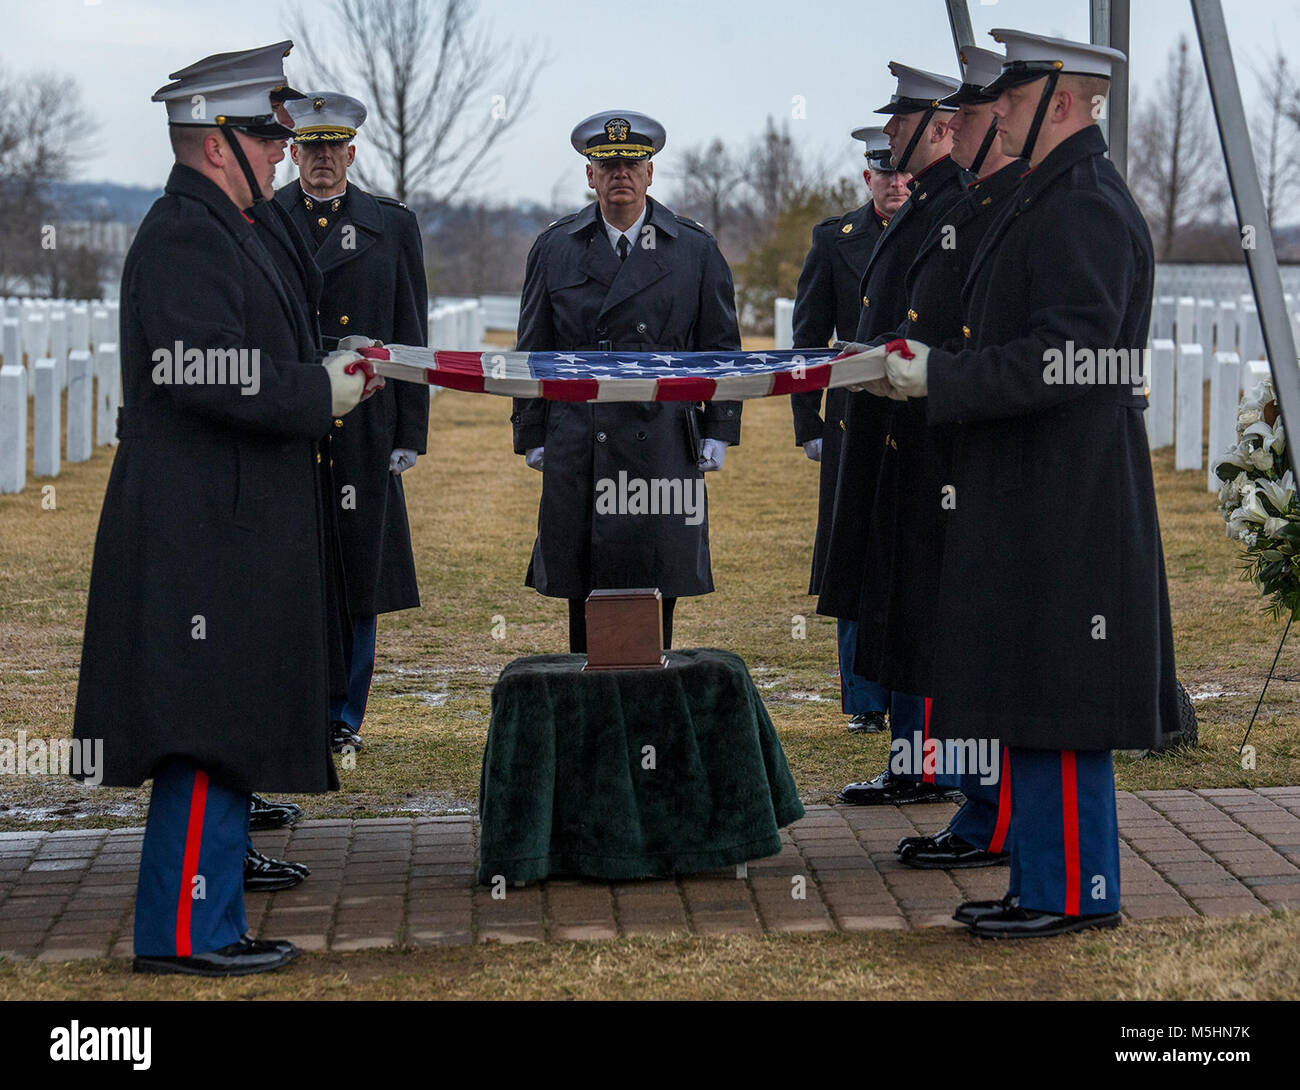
[74,164,342,793]
[790,202,889,595]
[816,155,967,621]
[923,125,1177,751]
[853,160,1024,694]
[275,179,429,617]
[510,197,742,599]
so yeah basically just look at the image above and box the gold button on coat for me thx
[333,418,343,428]
[339,315,349,325]
[317,217,328,227]
[862,295,870,306]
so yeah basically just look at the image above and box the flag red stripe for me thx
[541,378,600,401]
[655,376,718,401]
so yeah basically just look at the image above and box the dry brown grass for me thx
[2,913,1297,1001]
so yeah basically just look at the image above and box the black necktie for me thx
[617,235,629,261]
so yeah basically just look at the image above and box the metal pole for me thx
[1192,0,1300,482]
[945,0,975,57]
[1090,0,1130,178]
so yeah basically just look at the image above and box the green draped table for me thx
[478,648,805,884]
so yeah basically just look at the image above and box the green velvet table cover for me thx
[478,648,805,883]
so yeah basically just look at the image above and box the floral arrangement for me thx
[1214,377,1300,620]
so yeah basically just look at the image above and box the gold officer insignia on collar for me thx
[331,199,341,212]
[304,196,314,210]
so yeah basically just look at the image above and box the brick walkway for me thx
[2,787,1299,962]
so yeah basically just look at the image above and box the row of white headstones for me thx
[0,297,486,495]
[773,291,1300,495]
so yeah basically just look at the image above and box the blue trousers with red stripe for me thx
[889,697,963,787]
[134,758,250,957]
[1004,748,1120,916]
[948,747,1012,853]
[837,618,888,715]
[330,613,378,730]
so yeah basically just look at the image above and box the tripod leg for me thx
[1242,615,1292,753]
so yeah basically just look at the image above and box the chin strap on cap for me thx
[895,107,937,175]
[219,123,268,206]
[1019,70,1060,164]
[970,119,1000,175]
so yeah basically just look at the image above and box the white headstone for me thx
[1147,339,1175,449]
[66,350,93,463]
[1240,301,1263,362]
[1208,352,1242,492]
[0,364,26,493]
[1154,296,1175,341]
[2,318,20,371]
[1243,358,1271,393]
[23,311,46,370]
[1175,297,1196,345]
[774,298,794,350]
[1175,343,1204,471]
[1217,299,1238,359]
[91,308,112,348]
[1198,298,1216,356]
[48,309,67,391]
[33,358,59,477]
[69,305,91,354]
[95,343,119,446]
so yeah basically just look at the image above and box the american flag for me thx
[355,345,887,402]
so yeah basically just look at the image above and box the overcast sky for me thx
[3,0,1296,208]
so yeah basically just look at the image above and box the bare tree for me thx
[288,0,545,203]
[0,68,98,293]
[671,138,742,238]
[1129,35,1225,259]
[1252,49,1300,227]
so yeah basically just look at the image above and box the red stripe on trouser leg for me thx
[922,697,933,783]
[989,747,1011,853]
[175,769,209,957]
[1061,751,1080,916]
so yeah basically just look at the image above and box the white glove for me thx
[699,438,729,472]
[525,446,545,471]
[861,375,908,401]
[884,338,931,398]
[803,438,823,461]
[323,350,384,416]
[338,335,379,351]
[831,340,871,356]
[390,448,417,474]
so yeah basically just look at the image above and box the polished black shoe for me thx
[837,770,964,806]
[953,893,1019,925]
[331,721,363,753]
[248,793,303,831]
[896,828,1010,869]
[244,846,310,892]
[847,711,887,734]
[133,936,300,977]
[970,906,1123,939]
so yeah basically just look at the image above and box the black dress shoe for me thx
[244,847,310,892]
[896,828,1010,869]
[847,711,887,734]
[331,721,363,753]
[249,793,303,831]
[133,936,300,977]
[953,893,1019,924]
[970,906,1123,939]
[837,770,964,806]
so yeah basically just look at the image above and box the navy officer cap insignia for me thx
[286,91,367,142]
[982,28,1125,96]
[571,110,666,160]
[152,40,302,139]
[875,62,961,115]
[849,125,898,172]
[940,46,1007,107]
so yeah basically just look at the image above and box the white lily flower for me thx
[1257,470,1296,516]
[1264,516,1290,538]
[1251,447,1275,471]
